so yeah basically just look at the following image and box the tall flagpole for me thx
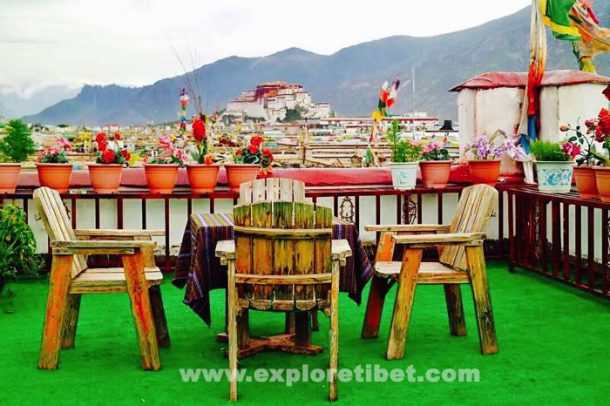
[412,64,416,138]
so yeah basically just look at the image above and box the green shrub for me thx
[530,141,570,162]
[0,205,41,281]
[0,119,36,163]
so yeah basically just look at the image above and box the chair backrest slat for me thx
[239,178,306,204]
[33,187,87,277]
[234,200,332,310]
[439,184,498,270]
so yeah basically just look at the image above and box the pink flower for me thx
[58,137,72,151]
[159,135,171,147]
[561,141,581,159]
[423,142,440,154]
[174,148,186,162]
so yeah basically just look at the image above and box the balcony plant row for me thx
[561,107,610,202]
[386,124,518,190]
[22,132,274,195]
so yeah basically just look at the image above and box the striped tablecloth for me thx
[173,213,373,325]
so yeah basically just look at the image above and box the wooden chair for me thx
[238,178,325,331]
[216,200,351,401]
[239,178,306,204]
[361,184,498,360]
[33,187,169,371]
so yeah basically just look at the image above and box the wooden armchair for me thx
[33,187,169,371]
[216,200,351,401]
[361,184,499,360]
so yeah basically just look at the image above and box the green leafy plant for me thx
[386,120,421,163]
[530,140,578,162]
[0,205,41,291]
[0,119,36,163]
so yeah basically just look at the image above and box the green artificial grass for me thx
[1,261,609,405]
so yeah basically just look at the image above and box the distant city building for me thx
[225,81,332,122]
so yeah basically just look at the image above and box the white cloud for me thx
[0,0,531,91]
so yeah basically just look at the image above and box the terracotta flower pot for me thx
[225,164,260,193]
[573,166,598,200]
[88,164,123,194]
[594,167,610,203]
[37,163,73,193]
[420,161,452,189]
[187,164,220,193]
[468,160,501,186]
[144,164,179,194]
[0,163,22,193]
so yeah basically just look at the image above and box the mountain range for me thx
[20,5,610,125]
[0,86,79,118]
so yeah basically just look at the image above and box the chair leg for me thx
[311,310,319,332]
[361,275,393,339]
[295,312,312,347]
[39,255,73,369]
[443,285,466,336]
[386,248,422,360]
[149,285,171,348]
[465,246,498,355]
[329,260,340,401]
[227,261,238,401]
[362,230,396,339]
[61,293,82,349]
[123,251,160,371]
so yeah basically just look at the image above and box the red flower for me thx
[101,149,116,164]
[113,132,121,141]
[98,140,108,152]
[120,149,131,161]
[247,145,258,154]
[235,149,243,156]
[204,155,213,165]
[192,119,206,142]
[250,135,264,147]
[96,132,107,143]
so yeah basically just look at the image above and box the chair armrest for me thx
[51,240,156,256]
[365,224,450,233]
[74,229,165,239]
[332,239,352,265]
[392,232,485,247]
[216,240,235,264]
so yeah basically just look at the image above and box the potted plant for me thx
[144,135,186,194]
[386,120,422,190]
[0,205,41,297]
[225,134,273,192]
[464,130,513,186]
[589,108,610,202]
[561,117,602,199]
[0,119,36,193]
[36,137,73,193]
[88,132,130,194]
[530,140,578,193]
[420,141,452,189]
[186,114,219,193]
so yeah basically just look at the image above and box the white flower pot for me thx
[388,162,419,190]
[535,161,574,193]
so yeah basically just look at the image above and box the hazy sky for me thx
[0,0,531,96]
